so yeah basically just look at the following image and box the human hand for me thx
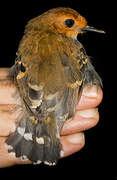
[0,68,103,168]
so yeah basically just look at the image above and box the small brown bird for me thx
[6,7,104,165]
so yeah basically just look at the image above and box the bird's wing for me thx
[7,34,97,163]
[9,34,88,130]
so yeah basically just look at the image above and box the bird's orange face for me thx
[52,13,87,39]
[26,8,104,39]
[30,8,88,39]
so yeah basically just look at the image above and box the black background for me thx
[0,0,115,179]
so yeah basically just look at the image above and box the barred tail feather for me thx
[6,114,61,165]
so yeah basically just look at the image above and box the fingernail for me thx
[78,108,98,118]
[67,133,84,144]
[82,86,98,97]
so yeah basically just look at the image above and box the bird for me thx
[6,7,104,166]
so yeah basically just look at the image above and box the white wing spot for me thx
[36,137,44,144]
[4,143,13,151]
[19,155,29,161]
[44,161,56,166]
[33,160,42,165]
[60,150,64,157]
[24,133,33,141]
[28,82,44,91]
[17,127,25,136]
[7,145,13,151]
[9,152,16,158]
[44,92,58,100]
[31,99,42,109]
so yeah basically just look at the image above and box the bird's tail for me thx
[5,113,61,165]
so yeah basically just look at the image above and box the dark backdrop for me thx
[0,0,114,179]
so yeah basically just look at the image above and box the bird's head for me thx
[26,8,105,39]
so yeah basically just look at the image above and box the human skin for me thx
[0,68,103,168]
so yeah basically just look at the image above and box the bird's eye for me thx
[64,19,75,28]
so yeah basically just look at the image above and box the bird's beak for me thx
[81,25,105,34]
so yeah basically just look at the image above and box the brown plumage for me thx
[6,7,104,165]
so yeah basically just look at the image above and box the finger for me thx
[60,132,85,158]
[0,68,10,79]
[0,105,22,136]
[0,137,31,168]
[61,108,99,135]
[76,86,103,110]
[0,68,21,105]
[0,79,22,105]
